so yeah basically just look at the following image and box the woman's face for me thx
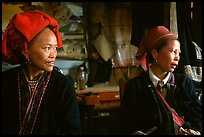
[27,28,58,72]
[154,39,181,73]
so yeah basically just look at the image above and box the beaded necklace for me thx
[27,80,38,96]
[18,66,51,134]
[22,68,40,97]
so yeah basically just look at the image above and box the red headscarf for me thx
[136,26,177,70]
[2,10,62,65]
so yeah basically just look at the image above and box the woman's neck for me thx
[150,64,167,80]
[25,64,45,81]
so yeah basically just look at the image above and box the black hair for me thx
[146,40,170,63]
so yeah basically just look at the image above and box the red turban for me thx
[136,26,177,70]
[2,10,62,65]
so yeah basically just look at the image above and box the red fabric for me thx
[136,26,177,70]
[2,10,62,64]
[156,88,185,127]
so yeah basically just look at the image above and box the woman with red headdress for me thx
[119,26,202,135]
[2,10,81,135]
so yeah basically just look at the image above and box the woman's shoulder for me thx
[126,71,150,88]
[51,67,74,84]
[129,70,148,82]
[174,73,194,83]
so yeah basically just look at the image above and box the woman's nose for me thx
[49,48,57,58]
[174,55,180,61]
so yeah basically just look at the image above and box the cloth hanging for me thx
[176,2,202,83]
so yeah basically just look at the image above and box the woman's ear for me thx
[21,48,29,60]
[151,49,158,61]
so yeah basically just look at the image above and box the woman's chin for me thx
[44,66,54,72]
[169,68,175,72]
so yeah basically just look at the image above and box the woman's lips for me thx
[46,61,55,66]
[171,63,177,69]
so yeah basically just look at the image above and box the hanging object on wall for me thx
[176,2,202,82]
[183,41,202,82]
[108,3,139,67]
[93,23,115,61]
[42,2,71,27]
[111,43,139,67]
[170,2,178,38]
[18,2,43,11]
[57,38,87,60]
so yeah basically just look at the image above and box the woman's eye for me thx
[43,46,58,52]
[170,50,181,55]
[44,47,50,51]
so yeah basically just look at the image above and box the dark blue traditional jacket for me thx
[2,66,82,135]
[119,71,202,135]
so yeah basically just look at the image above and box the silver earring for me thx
[155,59,158,64]
[26,58,31,64]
